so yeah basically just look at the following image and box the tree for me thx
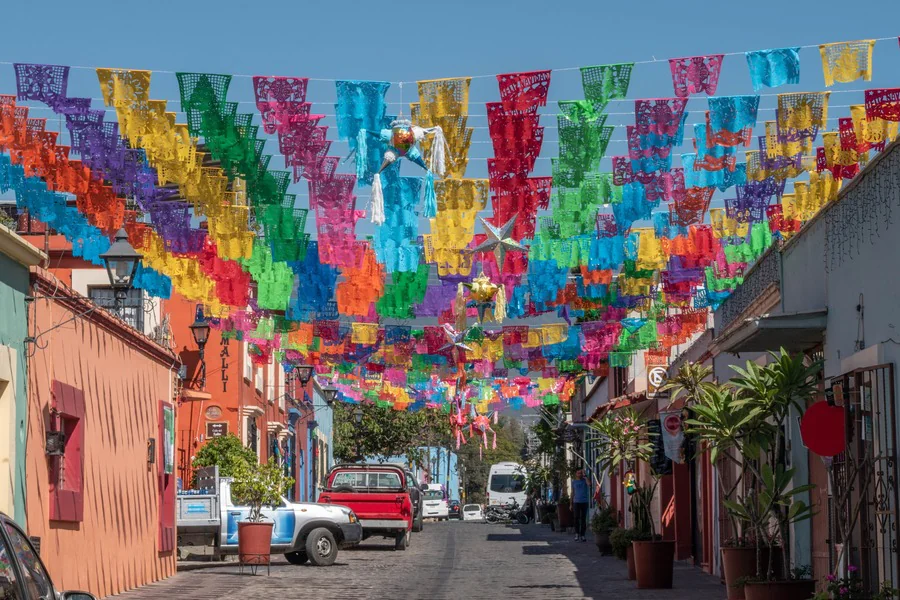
[192,433,258,479]
[331,403,451,464]
[456,416,526,504]
[231,458,294,522]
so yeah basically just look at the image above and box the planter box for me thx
[237,522,274,566]
[633,540,675,589]
[722,547,780,600]
[594,531,612,554]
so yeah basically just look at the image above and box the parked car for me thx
[319,464,418,550]
[422,483,450,520]
[448,500,461,519]
[0,511,98,599]
[177,466,362,566]
[406,470,425,533]
[462,504,484,521]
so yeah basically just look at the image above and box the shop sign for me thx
[206,422,228,438]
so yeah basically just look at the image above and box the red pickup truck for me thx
[319,464,416,550]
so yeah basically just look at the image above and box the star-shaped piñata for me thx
[438,323,473,365]
[472,216,527,271]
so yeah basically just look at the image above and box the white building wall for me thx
[71,268,161,336]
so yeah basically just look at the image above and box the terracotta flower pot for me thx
[722,547,779,600]
[626,545,636,580]
[633,540,675,589]
[238,522,274,566]
[594,531,612,554]
[743,579,815,600]
[558,504,573,529]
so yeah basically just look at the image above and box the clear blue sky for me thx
[1,0,898,219]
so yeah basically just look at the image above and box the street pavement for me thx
[110,521,725,599]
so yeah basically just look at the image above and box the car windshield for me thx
[463,504,481,511]
[489,474,525,493]
[331,471,402,490]
[424,490,444,500]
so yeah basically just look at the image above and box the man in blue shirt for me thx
[571,469,589,542]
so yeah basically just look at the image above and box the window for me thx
[4,522,54,600]
[242,342,252,381]
[277,368,285,412]
[266,361,275,404]
[464,504,481,512]
[88,286,144,331]
[424,490,444,500]
[489,474,525,493]
[0,532,20,599]
[330,471,401,490]
[611,366,629,399]
[247,417,258,457]
[50,381,84,523]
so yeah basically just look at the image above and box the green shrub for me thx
[610,527,636,560]
[191,433,258,480]
[231,458,294,522]
[590,507,617,535]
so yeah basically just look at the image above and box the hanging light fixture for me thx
[322,387,338,405]
[189,305,211,389]
[295,364,315,386]
[99,228,142,316]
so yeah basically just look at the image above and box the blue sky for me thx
[1,0,898,223]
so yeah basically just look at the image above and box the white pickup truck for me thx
[177,466,362,566]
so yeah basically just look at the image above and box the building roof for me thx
[0,222,46,268]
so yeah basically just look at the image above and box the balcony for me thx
[0,205,49,235]
[717,248,782,332]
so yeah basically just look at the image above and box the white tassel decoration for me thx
[429,127,448,177]
[370,173,385,225]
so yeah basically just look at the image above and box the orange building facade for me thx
[25,266,178,598]
[163,293,331,502]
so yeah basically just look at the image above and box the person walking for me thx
[571,469,589,542]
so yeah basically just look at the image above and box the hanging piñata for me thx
[355,119,449,224]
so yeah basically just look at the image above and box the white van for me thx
[486,462,526,507]
[422,483,449,520]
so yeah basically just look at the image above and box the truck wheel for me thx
[394,530,410,551]
[305,528,338,567]
[285,551,309,565]
[413,512,424,533]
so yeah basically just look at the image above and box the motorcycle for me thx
[485,500,529,525]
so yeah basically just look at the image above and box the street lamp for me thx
[295,364,314,386]
[99,228,142,316]
[189,304,211,389]
[322,387,338,405]
[353,405,364,462]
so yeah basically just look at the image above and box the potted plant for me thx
[557,494,573,531]
[680,379,775,599]
[724,350,820,599]
[812,568,899,600]
[610,527,639,580]
[590,407,674,588]
[545,502,558,530]
[590,506,617,554]
[231,457,295,568]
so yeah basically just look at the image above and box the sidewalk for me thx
[521,524,724,599]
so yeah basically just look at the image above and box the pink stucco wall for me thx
[25,269,177,598]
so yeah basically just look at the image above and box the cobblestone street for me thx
[111,522,725,599]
